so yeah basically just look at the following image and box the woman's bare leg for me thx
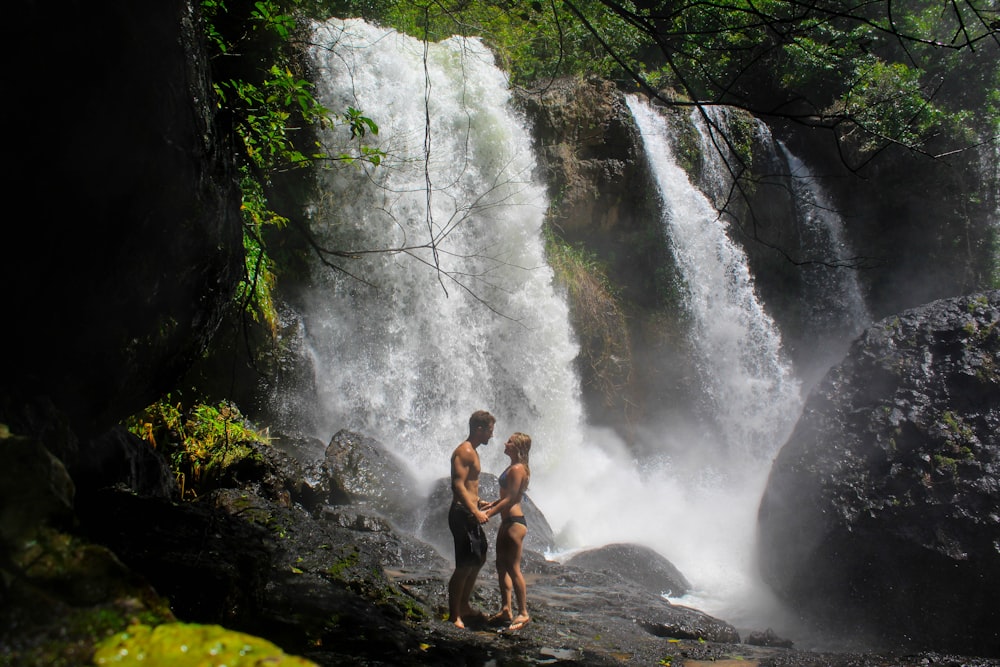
[506,522,530,630]
[491,526,514,623]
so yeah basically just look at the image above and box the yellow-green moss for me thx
[91,622,317,666]
[124,396,270,498]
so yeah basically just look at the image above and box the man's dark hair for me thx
[469,410,495,432]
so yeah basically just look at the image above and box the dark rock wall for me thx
[1,0,243,442]
[757,290,1000,656]
[776,125,998,322]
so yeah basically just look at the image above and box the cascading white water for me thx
[624,95,805,627]
[304,18,584,482]
[296,17,814,637]
[629,97,803,462]
[690,106,871,384]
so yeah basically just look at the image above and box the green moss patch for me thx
[92,622,317,666]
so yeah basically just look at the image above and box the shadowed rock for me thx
[758,290,1000,656]
[565,542,690,597]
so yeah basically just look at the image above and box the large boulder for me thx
[71,426,178,501]
[321,430,423,530]
[565,542,690,597]
[757,291,1000,655]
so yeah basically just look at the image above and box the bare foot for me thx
[507,615,530,631]
[452,617,466,629]
[488,610,512,625]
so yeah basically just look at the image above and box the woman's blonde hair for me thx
[509,432,531,477]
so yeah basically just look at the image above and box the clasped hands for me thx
[476,497,497,523]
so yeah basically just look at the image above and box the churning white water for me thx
[625,95,804,625]
[305,18,583,480]
[628,96,802,461]
[298,17,809,635]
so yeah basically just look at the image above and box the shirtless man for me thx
[447,410,495,628]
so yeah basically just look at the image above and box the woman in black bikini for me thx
[483,432,532,631]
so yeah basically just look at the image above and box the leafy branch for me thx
[201,0,385,334]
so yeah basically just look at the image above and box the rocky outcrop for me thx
[1,0,243,441]
[7,403,1000,664]
[64,425,752,665]
[565,542,690,597]
[757,290,1000,656]
[516,78,706,445]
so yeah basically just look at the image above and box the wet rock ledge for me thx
[3,419,999,667]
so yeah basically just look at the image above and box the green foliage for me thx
[200,0,383,334]
[837,59,945,152]
[125,395,269,498]
[377,0,651,85]
[625,0,993,155]
[545,228,632,401]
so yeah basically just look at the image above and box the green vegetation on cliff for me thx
[365,0,997,162]
[125,395,269,498]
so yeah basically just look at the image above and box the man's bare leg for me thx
[459,567,485,623]
[449,567,473,628]
[449,566,486,628]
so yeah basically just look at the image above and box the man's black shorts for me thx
[448,501,487,567]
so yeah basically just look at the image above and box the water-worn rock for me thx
[565,542,690,597]
[322,430,423,530]
[71,426,178,501]
[757,290,1000,656]
[0,437,76,544]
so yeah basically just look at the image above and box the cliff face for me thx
[516,79,704,446]
[1,0,243,444]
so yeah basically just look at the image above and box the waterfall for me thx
[779,144,872,362]
[627,97,802,462]
[624,95,805,627]
[303,18,584,482]
[294,17,812,637]
[689,105,871,383]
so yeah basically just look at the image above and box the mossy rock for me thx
[92,622,317,666]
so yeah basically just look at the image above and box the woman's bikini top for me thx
[498,464,527,492]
